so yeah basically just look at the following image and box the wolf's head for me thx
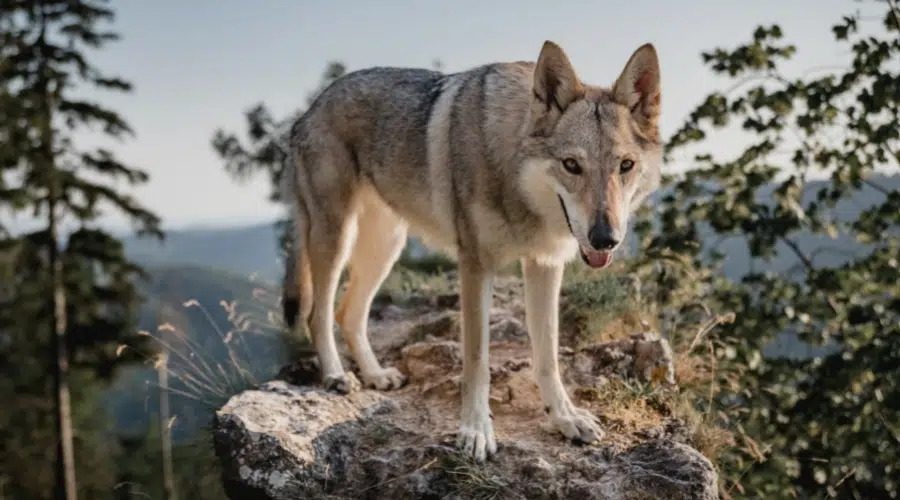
[519,41,662,269]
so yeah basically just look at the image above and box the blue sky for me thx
[6,0,862,233]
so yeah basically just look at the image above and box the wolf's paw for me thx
[550,403,604,445]
[362,367,408,391]
[456,407,497,462]
[323,374,352,395]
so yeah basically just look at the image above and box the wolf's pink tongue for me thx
[583,249,612,269]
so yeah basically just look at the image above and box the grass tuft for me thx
[558,261,644,346]
[437,451,511,500]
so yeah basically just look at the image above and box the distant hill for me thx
[122,222,285,283]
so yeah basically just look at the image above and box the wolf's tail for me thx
[279,131,312,332]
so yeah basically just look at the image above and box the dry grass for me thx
[559,261,642,347]
[110,272,297,499]
[576,379,669,442]
[625,250,754,496]
[559,257,738,468]
[123,273,293,411]
[376,266,456,304]
[437,451,512,500]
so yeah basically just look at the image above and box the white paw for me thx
[549,403,604,444]
[456,406,497,462]
[362,367,408,391]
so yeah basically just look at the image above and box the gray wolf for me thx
[279,40,662,462]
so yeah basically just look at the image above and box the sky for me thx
[4,0,866,233]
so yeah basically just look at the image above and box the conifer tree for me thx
[0,1,162,498]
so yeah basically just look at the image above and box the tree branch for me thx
[779,235,841,315]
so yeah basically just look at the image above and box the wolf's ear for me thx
[612,44,661,133]
[530,41,584,134]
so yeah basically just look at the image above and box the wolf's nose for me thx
[588,225,619,251]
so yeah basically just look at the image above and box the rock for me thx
[213,379,390,499]
[489,310,529,341]
[214,378,718,500]
[565,331,676,387]
[401,340,461,382]
[214,290,715,499]
[405,311,459,343]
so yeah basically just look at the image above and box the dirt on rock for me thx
[214,276,719,500]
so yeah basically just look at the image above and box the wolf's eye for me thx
[562,158,582,175]
[620,159,635,174]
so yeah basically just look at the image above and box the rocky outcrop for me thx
[213,278,720,499]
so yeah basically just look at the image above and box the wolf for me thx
[279,40,662,462]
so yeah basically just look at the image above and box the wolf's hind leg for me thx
[335,196,408,391]
[281,227,313,331]
[299,154,360,394]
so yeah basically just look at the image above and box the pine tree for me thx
[0,1,162,498]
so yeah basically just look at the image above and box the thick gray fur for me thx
[279,40,663,462]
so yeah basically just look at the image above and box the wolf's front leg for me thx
[522,258,604,444]
[455,262,497,462]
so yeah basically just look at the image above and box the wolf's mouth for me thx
[557,195,614,269]
[579,247,613,268]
